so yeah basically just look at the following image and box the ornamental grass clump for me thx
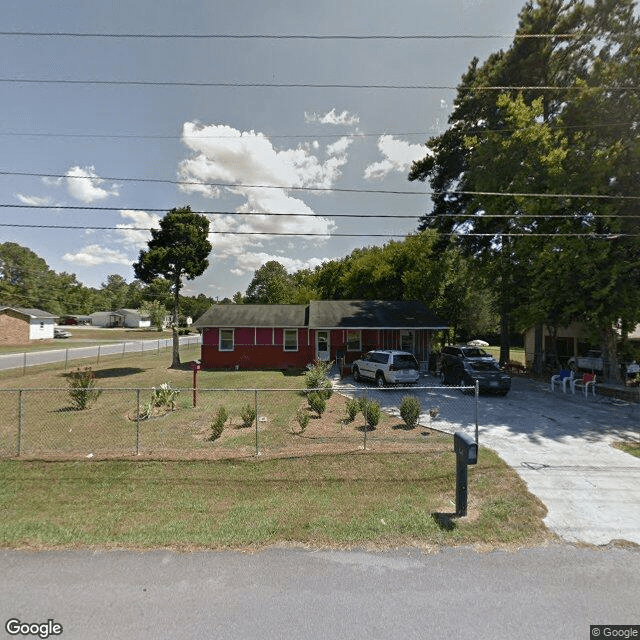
[67,367,102,410]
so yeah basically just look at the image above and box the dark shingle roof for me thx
[193,304,308,328]
[193,300,447,330]
[309,300,447,329]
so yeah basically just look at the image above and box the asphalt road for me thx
[1,546,638,640]
[0,335,201,371]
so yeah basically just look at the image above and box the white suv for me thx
[351,350,420,387]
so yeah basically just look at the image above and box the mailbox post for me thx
[453,431,478,517]
[190,360,201,407]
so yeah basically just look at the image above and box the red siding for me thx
[200,327,433,369]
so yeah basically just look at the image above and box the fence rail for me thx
[0,384,478,460]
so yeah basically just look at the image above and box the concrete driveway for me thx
[339,375,640,546]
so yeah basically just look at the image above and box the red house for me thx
[193,300,447,370]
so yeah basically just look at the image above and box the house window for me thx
[346,330,361,352]
[284,329,298,352]
[219,329,234,351]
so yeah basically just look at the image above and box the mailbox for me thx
[454,431,477,465]
[190,360,202,371]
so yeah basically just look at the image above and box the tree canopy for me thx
[409,0,640,378]
[134,206,212,366]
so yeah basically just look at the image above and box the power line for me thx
[3,204,640,219]
[0,78,628,92]
[1,171,638,200]
[0,31,623,40]
[0,120,634,141]
[0,223,633,239]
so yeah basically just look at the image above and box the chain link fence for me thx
[0,383,478,460]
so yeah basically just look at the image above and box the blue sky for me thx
[1,0,523,299]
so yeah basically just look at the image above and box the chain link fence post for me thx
[475,380,479,447]
[254,388,259,456]
[17,389,23,456]
[136,388,141,456]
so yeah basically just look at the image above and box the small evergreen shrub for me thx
[67,367,102,410]
[296,408,310,432]
[400,395,421,429]
[307,391,326,417]
[345,397,359,422]
[210,407,228,441]
[304,360,333,399]
[240,404,256,428]
[363,399,381,428]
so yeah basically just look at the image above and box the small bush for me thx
[305,360,333,399]
[150,382,179,411]
[210,407,228,441]
[400,395,421,429]
[67,367,102,410]
[363,399,381,428]
[296,408,310,432]
[240,404,256,429]
[307,391,326,417]
[345,397,359,422]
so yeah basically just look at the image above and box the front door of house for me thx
[316,330,330,361]
[400,330,414,353]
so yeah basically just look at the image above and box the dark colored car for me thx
[440,345,511,395]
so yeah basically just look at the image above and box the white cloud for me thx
[304,109,360,126]
[115,210,161,246]
[228,251,326,276]
[178,122,345,263]
[363,135,431,180]
[66,166,119,203]
[62,244,130,266]
[15,193,56,206]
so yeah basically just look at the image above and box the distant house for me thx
[193,300,448,370]
[90,309,151,328]
[0,307,57,344]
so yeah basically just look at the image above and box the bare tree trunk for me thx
[171,277,181,368]
[601,326,620,383]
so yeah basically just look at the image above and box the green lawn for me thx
[0,454,551,549]
[0,344,553,550]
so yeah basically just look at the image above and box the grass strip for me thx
[0,453,551,550]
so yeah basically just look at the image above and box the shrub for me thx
[307,391,326,417]
[67,367,102,410]
[400,395,421,429]
[210,407,228,441]
[304,360,333,399]
[362,399,381,428]
[240,404,256,429]
[150,382,179,411]
[345,397,359,422]
[296,408,310,432]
